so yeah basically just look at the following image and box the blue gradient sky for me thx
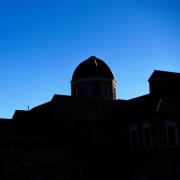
[0,0,180,118]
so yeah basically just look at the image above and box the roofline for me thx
[128,94,151,101]
[148,70,180,82]
[0,118,12,121]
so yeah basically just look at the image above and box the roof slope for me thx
[51,95,123,121]
[128,94,180,114]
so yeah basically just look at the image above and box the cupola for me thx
[71,56,116,100]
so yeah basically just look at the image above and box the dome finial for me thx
[90,55,96,59]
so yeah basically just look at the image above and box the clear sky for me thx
[0,0,180,118]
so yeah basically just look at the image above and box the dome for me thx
[72,56,114,81]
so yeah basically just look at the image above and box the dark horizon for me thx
[1,0,180,119]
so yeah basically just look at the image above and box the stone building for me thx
[0,56,180,180]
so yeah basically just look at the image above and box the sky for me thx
[0,0,180,118]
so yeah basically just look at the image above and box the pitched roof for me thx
[51,94,123,121]
[156,96,180,113]
[128,94,158,114]
[12,110,27,120]
[128,93,180,115]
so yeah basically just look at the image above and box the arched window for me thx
[166,121,178,146]
[129,125,139,149]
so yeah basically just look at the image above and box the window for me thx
[0,160,7,179]
[70,163,83,180]
[74,87,78,96]
[166,121,178,146]
[129,125,139,148]
[94,131,106,144]
[113,87,116,99]
[142,123,151,147]
[84,85,93,97]
[168,161,179,177]
[101,85,108,98]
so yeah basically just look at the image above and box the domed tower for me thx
[71,56,116,100]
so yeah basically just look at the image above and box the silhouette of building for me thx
[71,56,116,99]
[0,56,180,180]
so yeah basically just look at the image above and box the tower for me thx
[71,56,116,100]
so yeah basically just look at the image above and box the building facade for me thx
[0,56,180,180]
